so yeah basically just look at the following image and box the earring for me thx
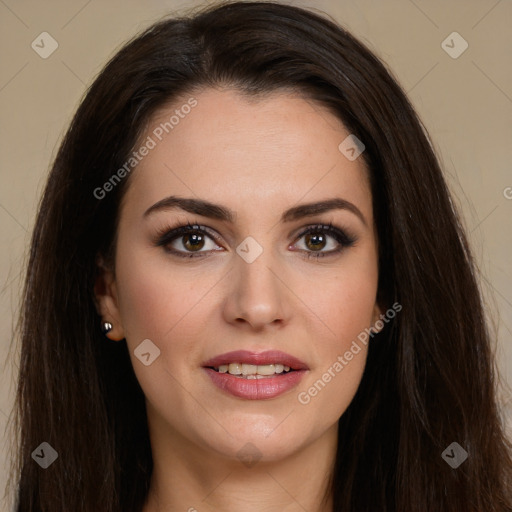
[101,321,113,335]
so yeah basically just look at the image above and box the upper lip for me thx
[202,350,309,370]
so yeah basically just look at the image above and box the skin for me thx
[95,88,382,512]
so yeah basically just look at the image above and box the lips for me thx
[202,350,309,370]
[201,350,309,400]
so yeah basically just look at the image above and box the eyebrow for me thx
[143,196,367,227]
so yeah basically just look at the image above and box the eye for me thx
[292,223,356,260]
[154,221,357,260]
[155,223,222,259]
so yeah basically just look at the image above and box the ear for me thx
[94,255,125,341]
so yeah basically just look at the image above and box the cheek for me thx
[113,250,214,407]
[295,262,377,416]
[113,244,214,350]
[296,290,372,425]
[306,258,378,347]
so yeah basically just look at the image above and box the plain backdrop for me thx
[1,0,511,509]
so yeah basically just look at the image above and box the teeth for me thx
[228,363,242,375]
[256,364,277,376]
[214,362,293,377]
[241,363,257,375]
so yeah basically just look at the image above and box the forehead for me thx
[120,88,372,224]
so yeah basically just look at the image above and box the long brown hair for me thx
[8,1,512,510]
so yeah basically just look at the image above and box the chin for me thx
[198,423,307,463]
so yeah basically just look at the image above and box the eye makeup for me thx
[152,220,357,260]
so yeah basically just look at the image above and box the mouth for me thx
[201,350,309,399]
[206,362,296,379]
[202,349,308,373]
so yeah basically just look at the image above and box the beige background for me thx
[1,0,511,509]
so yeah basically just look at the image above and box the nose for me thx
[222,247,290,331]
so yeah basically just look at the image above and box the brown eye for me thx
[293,223,356,260]
[304,232,328,252]
[181,232,206,252]
[155,224,222,258]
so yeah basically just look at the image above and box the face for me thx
[96,87,382,463]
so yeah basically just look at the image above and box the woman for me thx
[9,1,512,511]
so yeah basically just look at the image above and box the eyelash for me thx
[154,221,357,260]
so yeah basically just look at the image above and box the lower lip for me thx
[203,368,307,400]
